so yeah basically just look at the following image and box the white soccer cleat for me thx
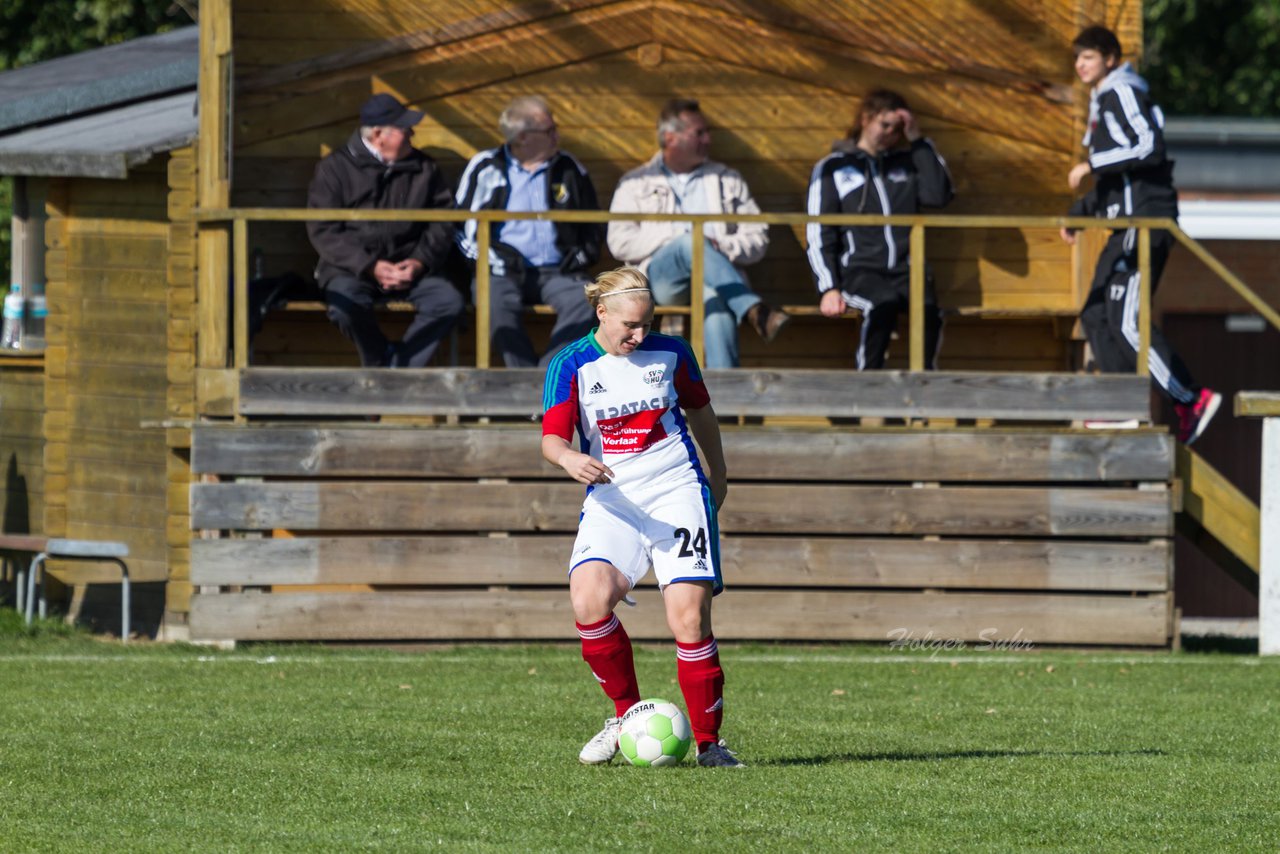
[696,738,746,768]
[578,717,622,764]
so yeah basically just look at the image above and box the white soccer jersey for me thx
[542,330,711,498]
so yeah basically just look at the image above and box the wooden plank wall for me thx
[42,163,173,586]
[228,0,1142,371]
[0,363,45,549]
[188,422,1175,645]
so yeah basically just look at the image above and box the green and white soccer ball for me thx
[618,698,692,767]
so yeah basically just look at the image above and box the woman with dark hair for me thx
[806,89,953,369]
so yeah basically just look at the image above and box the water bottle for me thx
[23,291,46,352]
[2,285,23,350]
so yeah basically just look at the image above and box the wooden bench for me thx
[0,535,132,640]
[188,369,1175,645]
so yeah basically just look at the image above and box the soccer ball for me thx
[618,698,692,767]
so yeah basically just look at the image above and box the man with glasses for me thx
[456,96,601,367]
[307,93,464,368]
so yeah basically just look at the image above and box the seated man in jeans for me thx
[455,96,600,367]
[306,93,464,368]
[607,98,788,368]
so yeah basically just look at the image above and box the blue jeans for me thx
[646,234,761,368]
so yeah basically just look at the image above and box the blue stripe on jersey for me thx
[541,332,598,413]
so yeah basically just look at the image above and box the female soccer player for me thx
[540,266,742,768]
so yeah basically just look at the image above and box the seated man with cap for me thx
[306,93,464,367]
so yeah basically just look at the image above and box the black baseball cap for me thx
[359,93,423,128]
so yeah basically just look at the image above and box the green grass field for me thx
[1,610,1277,852]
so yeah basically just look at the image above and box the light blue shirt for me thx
[499,148,561,267]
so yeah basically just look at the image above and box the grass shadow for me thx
[1180,635,1259,654]
[763,748,1167,766]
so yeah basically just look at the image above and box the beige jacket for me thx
[607,153,769,273]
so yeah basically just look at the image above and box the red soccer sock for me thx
[577,614,641,717]
[676,635,724,746]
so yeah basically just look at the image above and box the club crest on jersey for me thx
[643,368,665,387]
[552,183,569,204]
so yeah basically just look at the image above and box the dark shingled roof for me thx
[0,26,197,178]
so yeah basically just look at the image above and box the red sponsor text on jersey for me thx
[598,407,668,454]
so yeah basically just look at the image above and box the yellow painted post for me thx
[475,219,491,368]
[908,224,925,371]
[689,227,705,364]
[196,0,231,371]
[232,218,248,370]
[1137,226,1151,377]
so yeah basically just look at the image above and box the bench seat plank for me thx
[191,424,1173,481]
[190,535,1171,592]
[191,481,1172,537]
[190,588,1172,646]
[237,368,1151,421]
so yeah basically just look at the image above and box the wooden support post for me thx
[196,0,232,370]
[1234,391,1280,655]
[690,231,705,365]
[475,221,491,369]
[1261,417,1279,655]
[908,224,925,371]
[232,218,248,371]
[1137,226,1151,378]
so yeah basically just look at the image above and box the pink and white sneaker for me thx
[1175,388,1222,445]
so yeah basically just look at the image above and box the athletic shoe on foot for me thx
[1175,387,1222,445]
[745,303,790,344]
[579,717,622,765]
[696,738,746,768]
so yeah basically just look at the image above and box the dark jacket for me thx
[454,146,601,278]
[1068,63,1178,222]
[306,132,457,287]
[806,137,953,293]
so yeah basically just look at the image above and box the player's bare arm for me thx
[542,434,614,486]
[684,403,728,509]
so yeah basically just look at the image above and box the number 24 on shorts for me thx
[674,527,707,559]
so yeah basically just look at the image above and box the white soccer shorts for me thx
[568,481,721,594]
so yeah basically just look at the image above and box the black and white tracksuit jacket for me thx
[454,147,602,279]
[1068,62,1178,226]
[806,137,953,296]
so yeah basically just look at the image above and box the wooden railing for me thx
[192,208,1280,371]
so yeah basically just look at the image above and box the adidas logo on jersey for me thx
[588,382,607,395]
[693,559,708,571]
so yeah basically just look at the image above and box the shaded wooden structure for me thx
[221,0,1143,371]
[189,370,1176,646]
[1,2,1272,643]
[0,29,198,626]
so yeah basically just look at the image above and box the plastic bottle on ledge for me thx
[24,288,46,352]
[2,285,24,350]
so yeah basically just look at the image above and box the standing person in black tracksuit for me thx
[455,96,601,367]
[307,94,464,368]
[806,89,953,370]
[1060,26,1220,444]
